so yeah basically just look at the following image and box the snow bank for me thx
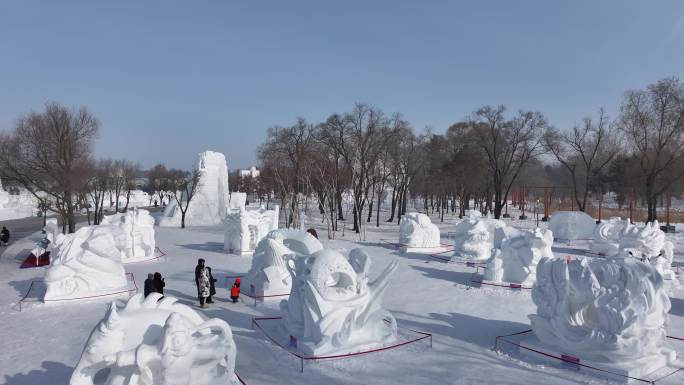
[484,228,554,285]
[399,212,440,248]
[280,248,398,356]
[70,293,238,385]
[548,211,595,240]
[224,206,279,255]
[101,208,156,263]
[44,225,128,301]
[158,151,230,227]
[527,257,675,377]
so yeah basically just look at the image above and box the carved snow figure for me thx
[548,211,596,241]
[279,248,398,356]
[28,218,63,263]
[399,212,441,252]
[453,213,511,261]
[244,233,295,297]
[44,225,128,301]
[484,228,554,285]
[525,257,676,379]
[159,151,230,227]
[70,293,238,385]
[223,205,279,255]
[101,208,156,263]
[618,221,677,283]
[268,228,323,256]
[590,217,629,256]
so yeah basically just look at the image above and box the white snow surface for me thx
[548,211,596,240]
[2,212,684,385]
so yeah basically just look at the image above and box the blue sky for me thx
[1,1,683,169]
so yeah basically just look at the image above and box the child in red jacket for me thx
[230,279,240,303]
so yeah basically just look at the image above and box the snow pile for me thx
[70,293,238,385]
[484,228,554,285]
[224,205,279,255]
[399,212,440,249]
[548,211,595,240]
[527,257,676,378]
[279,248,398,356]
[244,233,295,297]
[44,225,128,301]
[453,214,514,260]
[158,151,230,227]
[101,208,157,263]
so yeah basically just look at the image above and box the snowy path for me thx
[1,213,684,385]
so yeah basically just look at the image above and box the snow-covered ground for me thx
[1,210,683,385]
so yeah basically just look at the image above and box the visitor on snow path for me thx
[194,258,216,308]
[153,272,165,296]
[1,226,9,246]
[230,283,240,303]
[143,273,155,297]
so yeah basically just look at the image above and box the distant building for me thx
[239,166,260,178]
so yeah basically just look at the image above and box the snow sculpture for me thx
[548,211,595,241]
[28,218,63,262]
[70,293,238,385]
[269,228,323,255]
[279,248,398,356]
[399,212,442,252]
[158,151,230,227]
[244,233,295,297]
[44,225,128,301]
[101,208,156,263]
[115,190,151,209]
[228,192,247,211]
[223,205,279,255]
[619,221,677,281]
[453,213,512,260]
[590,217,629,256]
[483,228,554,285]
[526,257,676,378]
[0,179,38,220]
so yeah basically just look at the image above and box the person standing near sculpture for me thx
[0,226,9,246]
[194,259,216,307]
[143,273,155,297]
[153,272,165,295]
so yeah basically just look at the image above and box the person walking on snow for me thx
[230,279,240,303]
[153,272,165,296]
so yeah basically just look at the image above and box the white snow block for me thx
[548,211,595,240]
[279,248,398,356]
[399,212,441,252]
[519,335,676,383]
[484,228,554,285]
[528,257,676,381]
[158,150,230,227]
[44,225,129,302]
[223,206,279,255]
[101,208,156,263]
[70,293,239,385]
[453,213,514,261]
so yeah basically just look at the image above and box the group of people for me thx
[0,226,9,246]
[194,258,241,308]
[143,272,165,298]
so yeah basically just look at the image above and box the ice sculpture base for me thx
[401,246,449,254]
[519,336,677,383]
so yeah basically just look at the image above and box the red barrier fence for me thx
[494,329,684,384]
[251,316,432,372]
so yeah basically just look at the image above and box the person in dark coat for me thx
[195,258,216,307]
[143,273,155,297]
[0,226,9,245]
[153,272,165,295]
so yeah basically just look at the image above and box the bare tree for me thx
[167,169,201,228]
[0,102,99,233]
[470,105,547,219]
[544,109,621,211]
[618,77,684,222]
[87,159,113,224]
